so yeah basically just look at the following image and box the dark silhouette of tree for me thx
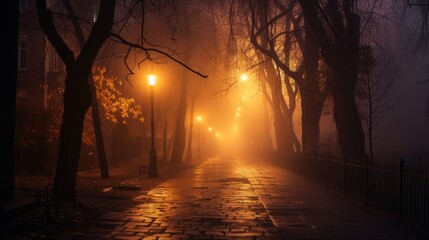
[407,0,429,49]
[357,45,397,162]
[185,95,198,162]
[298,0,365,158]
[62,0,109,178]
[169,1,215,164]
[1,1,19,201]
[170,76,188,164]
[407,0,429,84]
[37,0,206,201]
[169,1,191,164]
[36,0,116,202]
[225,0,300,153]
[248,0,329,154]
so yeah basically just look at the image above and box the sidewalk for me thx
[2,156,428,239]
[239,158,428,239]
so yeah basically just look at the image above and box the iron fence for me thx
[276,153,429,229]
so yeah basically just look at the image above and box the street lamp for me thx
[240,73,248,82]
[147,74,158,177]
[196,115,202,161]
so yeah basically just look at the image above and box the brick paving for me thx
[80,157,283,239]
[2,156,429,239]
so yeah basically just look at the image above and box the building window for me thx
[18,39,27,70]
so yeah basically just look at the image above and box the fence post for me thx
[399,157,404,222]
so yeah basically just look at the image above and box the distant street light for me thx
[240,74,248,82]
[147,74,158,177]
[196,115,203,160]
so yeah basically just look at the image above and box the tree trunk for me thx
[54,70,92,202]
[162,120,167,164]
[90,77,109,178]
[63,0,110,179]
[283,108,302,153]
[251,6,300,154]
[298,0,365,158]
[1,1,19,201]
[331,72,365,159]
[260,88,274,153]
[37,0,115,202]
[366,67,374,162]
[166,123,175,164]
[272,100,293,153]
[185,96,196,162]
[300,20,325,154]
[170,1,191,164]
[170,77,188,164]
[301,90,324,154]
[264,60,294,153]
[277,84,301,153]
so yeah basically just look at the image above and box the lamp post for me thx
[207,127,213,157]
[147,74,158,177]
[196,115,202,161]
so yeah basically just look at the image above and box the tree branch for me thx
[109,33,208,79]
[36,0,75,65]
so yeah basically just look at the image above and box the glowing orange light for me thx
[147,74,157,87]
[208,127,213,132]
[196,115,203,122]
[240,74,248,82]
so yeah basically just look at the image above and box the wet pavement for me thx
[2,156,428,239]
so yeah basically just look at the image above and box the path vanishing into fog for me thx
[63,157,428,239]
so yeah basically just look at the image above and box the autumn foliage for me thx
[16,66,143,155]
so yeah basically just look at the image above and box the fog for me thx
[67,1,429,166]
[366,8,429,162]
[14,0,429,176]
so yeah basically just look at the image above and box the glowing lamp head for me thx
[240,74,248,82]
[208,127,213,132]
[147,74,157,87]
[196,115,203,122]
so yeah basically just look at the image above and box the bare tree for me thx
[61,0,109,178]
[298,0,366,158]
[407,0,429,83]
[36,0,116,202]
[37,0,207,201]
[248,0,329,154]
[225,0,300,153]
[357,45,397,162]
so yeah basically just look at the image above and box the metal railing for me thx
[276,153,429,229]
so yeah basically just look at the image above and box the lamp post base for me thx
[148,148,158,178]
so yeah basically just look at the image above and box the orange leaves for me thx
[92,66,144,125]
